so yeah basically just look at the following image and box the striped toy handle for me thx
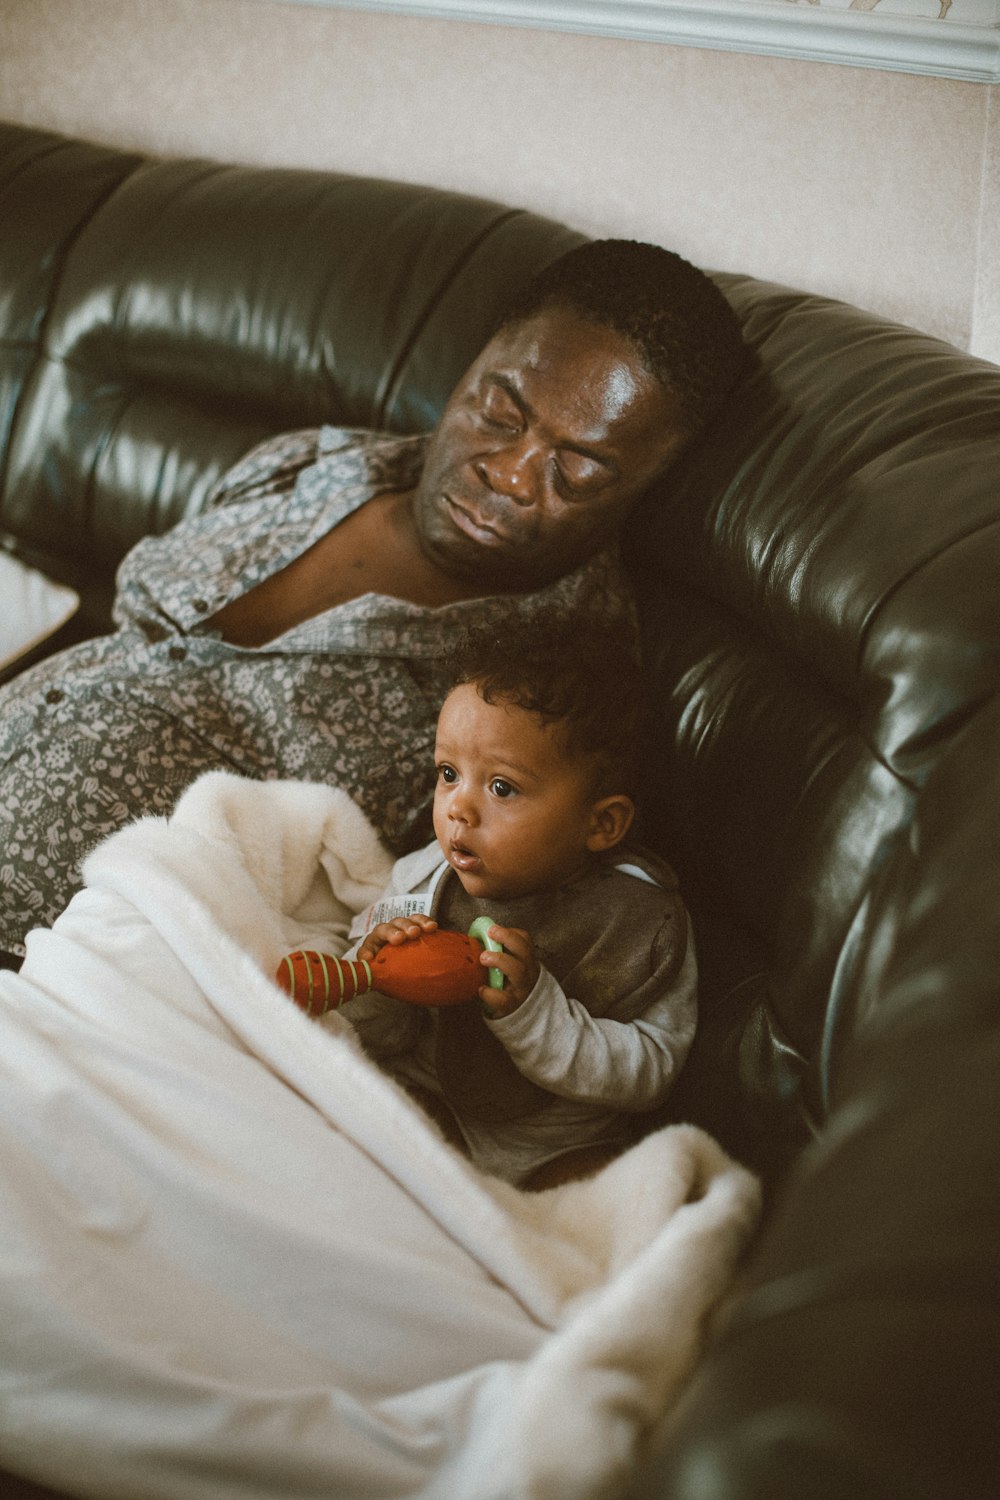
[275,949,374,1016]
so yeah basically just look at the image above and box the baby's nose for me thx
[449,791,478,826]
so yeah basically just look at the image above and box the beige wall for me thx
[1,0,997,361]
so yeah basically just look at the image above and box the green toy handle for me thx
[468,915,505,989]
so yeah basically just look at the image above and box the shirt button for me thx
[46,688,64,704]
[192,598,209,613]
[168,645,187,662]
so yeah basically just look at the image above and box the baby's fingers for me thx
[481,923,533,962]
[357,914,437,960]
[478,948,539,1014]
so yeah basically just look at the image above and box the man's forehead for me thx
[482,305,643,372]
[477,311,673,436]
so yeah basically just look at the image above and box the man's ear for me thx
[586,794,635,853]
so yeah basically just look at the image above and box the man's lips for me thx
[442,494,511,548]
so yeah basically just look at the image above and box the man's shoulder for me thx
[208,426,429,510]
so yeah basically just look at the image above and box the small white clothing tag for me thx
[352,893,433,938]
[348,859,452,942]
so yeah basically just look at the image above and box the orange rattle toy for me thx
[276,916,503,1017]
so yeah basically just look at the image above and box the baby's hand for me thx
[356,913,438,962]
[478,924,539,1017]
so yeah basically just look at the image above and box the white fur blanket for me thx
[0,772,760,1500]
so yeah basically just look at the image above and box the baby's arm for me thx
[483,940,698,1111]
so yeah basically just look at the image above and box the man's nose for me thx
[474,440,539,506]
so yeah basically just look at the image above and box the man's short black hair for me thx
[499,238,747,439]
[443,611,642,796]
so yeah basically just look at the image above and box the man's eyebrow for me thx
[487,374,620,475]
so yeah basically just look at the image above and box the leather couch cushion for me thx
[626,692,1000,1500]
[624,278,1000,1163]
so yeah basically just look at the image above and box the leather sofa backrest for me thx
[626,487,1000,1500]
[0,122,583,634]
[625,277,1000,1168]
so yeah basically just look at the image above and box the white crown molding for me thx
[269,0,1000,81]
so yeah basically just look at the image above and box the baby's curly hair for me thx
[442,611,642,795]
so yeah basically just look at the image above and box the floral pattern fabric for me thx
[0,427,635,954]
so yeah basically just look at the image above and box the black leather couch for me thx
[2,120,998,1499]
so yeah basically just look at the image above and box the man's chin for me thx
[414,493,581,593]
[421,529,546,593]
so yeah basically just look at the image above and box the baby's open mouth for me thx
[448,841,481,871]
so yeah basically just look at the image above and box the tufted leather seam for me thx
[0,141,145,545]
[375,207,524,429]
[853,506,1000,685]
[722,1259,1000,1341]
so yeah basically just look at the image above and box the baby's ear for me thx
[586,794,635,853]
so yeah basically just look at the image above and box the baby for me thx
[341,613,697,1190]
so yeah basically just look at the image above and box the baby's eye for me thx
[490,778,517,799]
[438,764,458,784]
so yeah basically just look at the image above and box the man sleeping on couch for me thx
[0,239,746,959]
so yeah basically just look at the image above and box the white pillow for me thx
[0,550,80,672]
